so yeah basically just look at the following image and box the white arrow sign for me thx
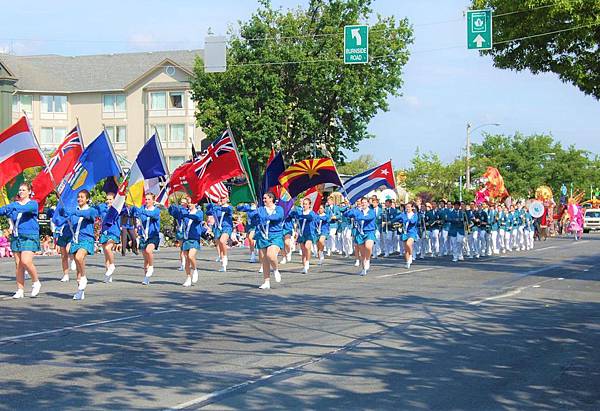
[473,34,486,48]
[351,28,362,46]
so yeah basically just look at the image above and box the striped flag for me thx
[204,181,228,202]
[342,161,395,204]
[0,116,46,188]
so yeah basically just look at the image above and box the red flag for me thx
[0,117,46,188]
[184,129,244,202]
[305,186,323,212]
[31,126,83,210]
[204,182,228,202]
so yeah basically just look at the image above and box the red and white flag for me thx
[31,125,83,210]
[305,185,323,212]
[0,116,46,187]
[204,181,228,202]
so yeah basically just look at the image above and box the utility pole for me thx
[466,123,471,190]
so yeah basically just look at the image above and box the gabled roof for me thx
[0,49,202,93]
[0,60,16,78]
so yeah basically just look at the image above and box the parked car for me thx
[583,208,600,233]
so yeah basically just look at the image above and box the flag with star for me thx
[278,157,342,198]
[342,160,396,204]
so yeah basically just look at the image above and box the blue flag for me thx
[260,151,285,204]
[59,130,121,208]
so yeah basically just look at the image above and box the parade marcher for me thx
[466,202,479,258]
[477,202,490,256]
[120,205,138,256]
[370,195,383,259]
[325,196,341,256]
[256,192,284,289]
[394,201,419,268]
[279,211,295,265]
[0,184,42,298]
[60,189,98,300]
[416,202,428,259]
[447,201,466,262]
[338,199,354,258]
[49,207,74,282]
[345,197,376,276]
[206,196,233,272]
[237,203,259,263]
[172,195,188,271]
[523,205,535,250]
[315,205,332,265]
[381,199,396,257]
[169,196,206,287]
[134,193,161,285]
[96,192,121,283]
[498,204,509,253]
[439,200,451,256]
[290,198,318,274]
[487,203,500,255]
[508,205,517,252]
[426,201,442,257]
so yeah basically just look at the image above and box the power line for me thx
[494,20,600,45]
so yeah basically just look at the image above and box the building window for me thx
[41,95,66,113]
[169,124,185,142]
[12,95,33,116]
[152,124,167,143]
[169,156,185,171]
[150,92,166,110]
[105,126,127,144]
[169,92,183,109]
[40,127,67,146]
[103,94,126,113]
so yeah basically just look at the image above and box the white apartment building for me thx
[0,50,205,171]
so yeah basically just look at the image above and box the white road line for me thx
[0,309,179,343]
[532,246,558,252]
[376,267,435,279]
[468,278,558,305]
[518,264,562,277]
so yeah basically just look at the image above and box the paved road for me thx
[1,236,599,410]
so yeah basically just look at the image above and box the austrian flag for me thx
[0,116,46,187]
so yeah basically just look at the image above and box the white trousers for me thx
[450,234,464,260]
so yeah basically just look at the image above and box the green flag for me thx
[0,172,25,206]
[229,151,256,205]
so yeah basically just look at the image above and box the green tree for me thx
[471,0,600,99]
[405,151,464,200]
[337,154,378,175]
[191,0,413,178]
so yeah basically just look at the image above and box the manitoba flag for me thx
[0,116,46,188]
[32,125,83,210]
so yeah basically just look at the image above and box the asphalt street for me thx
[1,236,599,411]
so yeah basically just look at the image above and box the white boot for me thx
[60,274,70,282]
[192,269,199,284]
[12,289,24,299]
[31,281,42,297]
[274,270,282,283]
[259,279,271,289]
[183,277,192,287]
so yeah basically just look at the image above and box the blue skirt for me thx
[99,233,120,245]
[140,236,160,250]
[213,227,233,239]
[56,234,72,248]
[70,239,95,255]
[298,234,317,244]
[181,239,200,251]
[255,232,284,250]
[10,234,40,252]
[317,231,330,240]
[283,228,294,237]
[355,231,376,245]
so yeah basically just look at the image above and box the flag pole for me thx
[103,124,136,208]
[153,126,170,207]
[23,111,75,234]
[239,136,258,203]
[226,121,257,204]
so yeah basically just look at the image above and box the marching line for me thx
[376,267,436,278]
[0,309,179,343]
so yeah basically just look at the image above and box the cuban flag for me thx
[342,161,396,204]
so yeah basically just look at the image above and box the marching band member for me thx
[345,197,376,276]
[515,203,526,251]
[206,196,233,272]
[60,189,98,300]
[256,192,284,289]
[325,196,341,256]
[316,205,332,265]
[0,184,42,298]
[97,192,120,283]
[466,202,478,258]
[370,195,383,259]
[120,205,138,256]
[477,203,490,256]
[237,203,259,263]
[173,196,188,271]
[279,211,295,265]
[498,204,509,253]
[339,199,354,258]
[447,201,466,262]
[416,202,428,259]
[169,196,206,287]
[49,207,74,282]
[487,203,500,255]
[394,201,419,268]
[134,193,161,285]
[508,205,517,252]
[439,200,451,256]
[426,202,441,257]
[290,198,318,274]
[381,199,396,257]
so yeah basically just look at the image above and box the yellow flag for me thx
[0,187,10,207]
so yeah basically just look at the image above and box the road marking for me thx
[532,246,558,252]
[376,267,435,278]
[468,278,557,305]
[0,309,179,343]
[517,264,562,277]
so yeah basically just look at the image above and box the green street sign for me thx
[344,25,369,64]
[467,9,492,50]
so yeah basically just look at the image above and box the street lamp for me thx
[466,122,501,189]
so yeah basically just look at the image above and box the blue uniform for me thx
[290,207,318,244]
[394,212,419,240]
[344,207,376,245]
[254,205,284,249]
[96,203,121,244]
[316,209,332,239]
[0,200,40,252]
[237,205,259,233]
[61,205,98,255]
[134,206,161,249]
[447,209,465,237]
[170,205,206,250]
[206,204,233,238]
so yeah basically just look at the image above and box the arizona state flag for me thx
[278,157,342,198]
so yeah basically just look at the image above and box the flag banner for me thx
[104,134,168,229]
[0,116,46,187]
[342,160,395,204]
[230,150,256,205]
[0,172,25,206]
[304,185,324,212]
[260,150,285,202]
[32,125,83,210]
[205,181,229,202]
[278,157,342,198]
[59,129,121,208]
[184,129,244,202]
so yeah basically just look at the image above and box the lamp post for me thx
[466,122,500,190]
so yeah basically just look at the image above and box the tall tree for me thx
[471,0,600,99]
[337,154,378,175]
[191,0,413,177]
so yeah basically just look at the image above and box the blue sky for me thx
[2,0,598,168]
